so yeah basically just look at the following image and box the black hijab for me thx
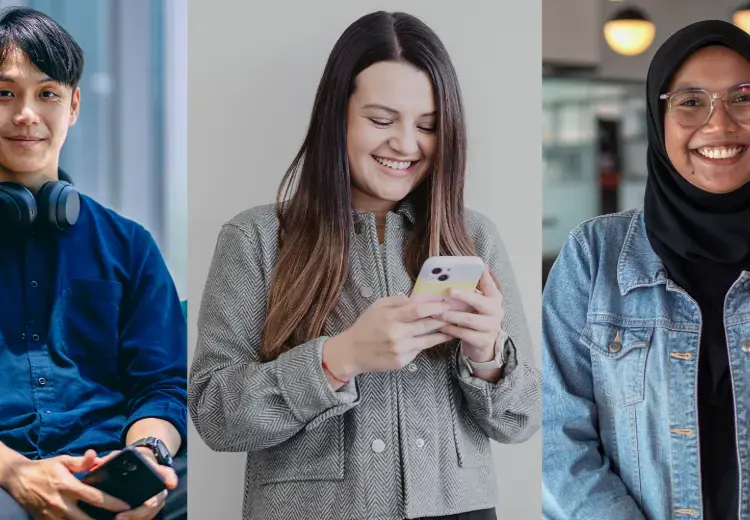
[644,20,750,520]
[644,19,750,327]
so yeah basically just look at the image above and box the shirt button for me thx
[32,334,40,342]
[30,281,38,288]
[44,410,51,414]
[21,333,25,340]
[407,363,418,372]
[743,340,750,353]
[371,439,385,453]
[415,438,425,449]
[38,378,46,386]
[360,286,374,298]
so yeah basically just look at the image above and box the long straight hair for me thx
[260,11,478,361]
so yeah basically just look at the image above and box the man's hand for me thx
[3,449,131,519]
[93,449,178,520]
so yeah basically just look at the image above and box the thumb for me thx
[157,465,179,490]
[59,449,98,473]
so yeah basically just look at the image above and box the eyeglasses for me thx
[659,83,750,128]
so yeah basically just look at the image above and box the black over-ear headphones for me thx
[0,179,80,231]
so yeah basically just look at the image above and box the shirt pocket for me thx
[62,279,122,364]
[580,318,653,408]
[256,413,344,485]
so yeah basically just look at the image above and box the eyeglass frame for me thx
[659,82,750,128]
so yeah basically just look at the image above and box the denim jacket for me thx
[189,201,541,520]
[542,207,750,520]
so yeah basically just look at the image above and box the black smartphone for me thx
[80,447,167,508]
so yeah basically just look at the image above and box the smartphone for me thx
[80,447,167,509]
[411,256,485,312]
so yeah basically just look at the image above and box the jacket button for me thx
[608,341,622,353]
[360,286,374,298]
[415,438,425,449]
[371,439,385,453]
[407,363,418,372]
[743,340,750,353]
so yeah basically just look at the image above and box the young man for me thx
[0,7,187,520]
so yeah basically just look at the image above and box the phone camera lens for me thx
[431,268,441,275]
[438,274,449,281]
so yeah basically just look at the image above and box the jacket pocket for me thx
[257,413,345,485]
[449,385,492,468]
[62,279,122,364]
[580,317,653,408]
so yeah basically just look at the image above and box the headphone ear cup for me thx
[37,181,80,230]
[0,182,36,230]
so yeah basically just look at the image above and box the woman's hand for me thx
[323,295,451,382]
[439,266,505,363]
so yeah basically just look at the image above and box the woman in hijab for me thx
[542,20,750,520]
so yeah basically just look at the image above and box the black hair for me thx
[0,6,84,88]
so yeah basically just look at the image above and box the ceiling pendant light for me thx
[733,2,750,33]
[603,7,656,56]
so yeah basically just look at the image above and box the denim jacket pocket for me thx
[257,413,345,485]
[580,318,653,407]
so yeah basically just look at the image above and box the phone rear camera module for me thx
[431,268,442,275]
[438,274,449,281]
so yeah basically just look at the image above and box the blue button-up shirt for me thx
[0,193,187,459]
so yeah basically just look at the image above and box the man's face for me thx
[0,48,79,181]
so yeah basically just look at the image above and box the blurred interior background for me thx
[542,0,750,286]
[3,0,188,298]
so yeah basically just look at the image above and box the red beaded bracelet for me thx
[322,360,349,384]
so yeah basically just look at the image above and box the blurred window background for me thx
[3,0,188,298]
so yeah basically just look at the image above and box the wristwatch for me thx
[130,437,173,467]
[461,332,507,375]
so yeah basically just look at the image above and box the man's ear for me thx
[68,87,80,126]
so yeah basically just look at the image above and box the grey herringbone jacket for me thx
[189,201,541,520]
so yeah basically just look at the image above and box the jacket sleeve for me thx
[188,222,360,453]
[542,231,645,520]
[118,226,188,451]
[451,215,541,444]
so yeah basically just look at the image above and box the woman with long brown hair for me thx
[188,10,540,520]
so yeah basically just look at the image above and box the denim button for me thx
[608,341,622,353]
[743,340,750,353]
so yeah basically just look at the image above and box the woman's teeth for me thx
[374,156,413,170]
[695,145,746,159]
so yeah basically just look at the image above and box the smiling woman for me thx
[542,19,750,520]
[188,9,541,520]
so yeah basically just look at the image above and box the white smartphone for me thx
[410,256,485,312]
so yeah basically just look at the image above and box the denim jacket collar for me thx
[617,207,669,296]
[617,206,750,296]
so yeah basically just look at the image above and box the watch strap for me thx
[130,436,173,467]
[462,332,507,375]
